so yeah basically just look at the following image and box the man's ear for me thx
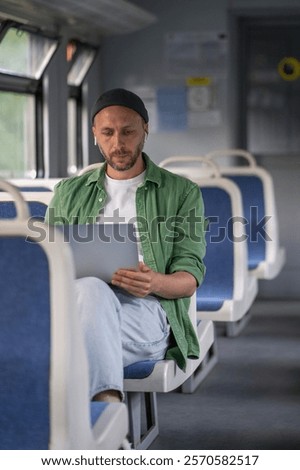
[92,127,97,146]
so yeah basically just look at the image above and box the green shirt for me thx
[45,153,206,369]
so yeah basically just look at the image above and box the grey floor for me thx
[150,301,300,450]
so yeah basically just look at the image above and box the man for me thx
[46,88,206,402]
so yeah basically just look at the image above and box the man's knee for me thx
[75,276,109,300]
[75,276,121,321]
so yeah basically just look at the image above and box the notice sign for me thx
[165,31,228,79]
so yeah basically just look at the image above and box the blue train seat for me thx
[206,149,286,279]
[159,157,258,337]
[0,180,129,450]
[0,190,53,219]
[196,178,258,336]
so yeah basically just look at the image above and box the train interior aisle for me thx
[150,300,300,450]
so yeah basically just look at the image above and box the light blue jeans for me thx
[75,277,170,400]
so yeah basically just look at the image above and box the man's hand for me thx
[111,262,197,299]
[111,262,157,298]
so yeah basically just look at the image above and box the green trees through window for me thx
[0,23,57,177]
[0,91,35,178]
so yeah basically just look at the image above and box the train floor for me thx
[149,300,300,450]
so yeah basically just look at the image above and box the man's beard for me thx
[99,138,145,172]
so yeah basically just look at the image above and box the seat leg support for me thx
[181,341,218,394]
[126,391,159,450]
[225,308,253,337]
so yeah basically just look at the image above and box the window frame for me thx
[67,40,97,174]
[0,20,59,178]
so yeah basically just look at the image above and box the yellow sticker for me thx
[278,57,300,81]
[186,77,212,86]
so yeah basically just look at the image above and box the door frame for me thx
[228,7,300,150]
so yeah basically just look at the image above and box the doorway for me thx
[229,10,300,299]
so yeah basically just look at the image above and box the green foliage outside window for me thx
[0,91,35,178]
[0,27,36,177]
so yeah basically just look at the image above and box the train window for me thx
[67,40,97,174]
[0,21,59,178]
[67,40,96,87]
[68,97,79,175]
[0,91,36,178]
[0,23,57,79]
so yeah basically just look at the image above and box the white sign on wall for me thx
[164,31,228,79]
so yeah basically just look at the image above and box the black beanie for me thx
[91,88,149,124]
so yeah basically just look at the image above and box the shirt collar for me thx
[85,164,106,186]
[143,153,161,187]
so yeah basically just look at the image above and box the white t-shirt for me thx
[97,170,146,260]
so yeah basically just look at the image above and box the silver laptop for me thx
[62,223,139,282]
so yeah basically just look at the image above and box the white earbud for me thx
[94,136,97,146]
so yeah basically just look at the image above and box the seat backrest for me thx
[225,173,265,269]
[205,148,257,168]
[77,162,104,175]
[199,186,234,310]
[0,181,81,449]
[157,162,249,310]
[159,156,221,179]
[194,178,248,311]
[0,234,51,449]
[205,149,283,270]
[0,191,52,220]
[220,167,280,271]
[8,178,60,191]
[0,181,128,450]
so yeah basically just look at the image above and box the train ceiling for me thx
[0,0,157,42]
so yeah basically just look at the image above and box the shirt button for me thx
[99,197,103,202]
